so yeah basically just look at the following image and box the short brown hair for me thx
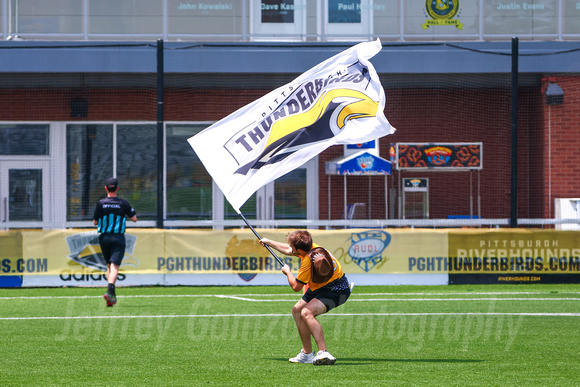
[286,230,313,253]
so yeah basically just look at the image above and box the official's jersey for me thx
[93,197,136,234]
[296,244,344,291]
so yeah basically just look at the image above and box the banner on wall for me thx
[0,231,23,287]
[1,228,446,276]
[447,229,580,284]
[1,229,579,285]
[395,142,482,170]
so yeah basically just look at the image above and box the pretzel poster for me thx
[393,142,482,170]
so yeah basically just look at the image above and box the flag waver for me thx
[189,39,396,212]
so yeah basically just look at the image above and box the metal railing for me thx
[3,218,580,231]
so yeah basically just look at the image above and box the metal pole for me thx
[237,211,284,266]
[328,175,331,221]
[385,175,388,219]
[343,174,347,221]
[156,39,164,229]
[510,37,518,228]
[470,169,473,219]
[548,106,552,218]
[368,175,371,219]
[478,170,481,221]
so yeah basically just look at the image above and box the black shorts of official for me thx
[99,233,126,266]
[302,277,351,313]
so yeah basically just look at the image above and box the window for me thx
[66,124,113,220]
[167,0,243,36]
[89,0,162,35]
[9,0,82,34]
[250,0,307,40]
[0,124,49,155]
[117,124,157,220]
[225,195,257,220]
[166,124,213,220]
[275,168,306,219]
[483,0,558,36]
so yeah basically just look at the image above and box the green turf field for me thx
[1,284,579,386]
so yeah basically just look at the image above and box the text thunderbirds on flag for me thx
[188,39,396,212]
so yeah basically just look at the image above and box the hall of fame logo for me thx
[422,0,463,30]
[348,230,391,272]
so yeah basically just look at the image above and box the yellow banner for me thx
[422,19,464,30]
[0,231,23,274]
[0,228,578,276]
[447,229,580,274]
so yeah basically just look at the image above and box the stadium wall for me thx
[541,76,580,218]
[1,228,578,287]
[0,83,548,221]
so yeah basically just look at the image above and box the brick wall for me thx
[542,76,580,218]
[0,83,552,221]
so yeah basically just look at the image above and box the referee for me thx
[93,177,137,307]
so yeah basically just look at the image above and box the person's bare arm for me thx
[260,238,292,256]
[282,264,304,292]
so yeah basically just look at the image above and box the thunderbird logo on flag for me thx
[189,39,396,212]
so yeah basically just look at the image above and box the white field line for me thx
[1,312,579,321]
[1,291,580,301]
[213,296,580,302]
[214,295,258,301]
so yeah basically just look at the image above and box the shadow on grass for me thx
[269,358,484,366]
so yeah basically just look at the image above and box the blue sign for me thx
[325,151,392,175]
[346,140,376,149]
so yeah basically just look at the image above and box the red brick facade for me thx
[2,81,571,220]
[542,76,580,218]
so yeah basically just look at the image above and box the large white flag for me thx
[188,39,396,212]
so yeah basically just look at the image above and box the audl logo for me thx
[422,0,463,30]
[348,230,391,272]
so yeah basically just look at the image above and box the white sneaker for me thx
[313,350,336,366]
[289,350,315,363]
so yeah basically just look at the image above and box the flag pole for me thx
[237,210,285,267]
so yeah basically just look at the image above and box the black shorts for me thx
[302,276,351,312]
[99,233,126,266]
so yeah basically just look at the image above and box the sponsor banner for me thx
[325,151,392,176]
[164,273,289,286]
[22,274,166,287]
[21,273,448,287]
[2,229,579,282]
[449,274,580,285]
[17,230,166,275]
[395,142,482,170]
[447,230,580,275]
[3,228,446,276]
[0,276,22,287]
[0,231,23,286]
[317,229,448,274]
